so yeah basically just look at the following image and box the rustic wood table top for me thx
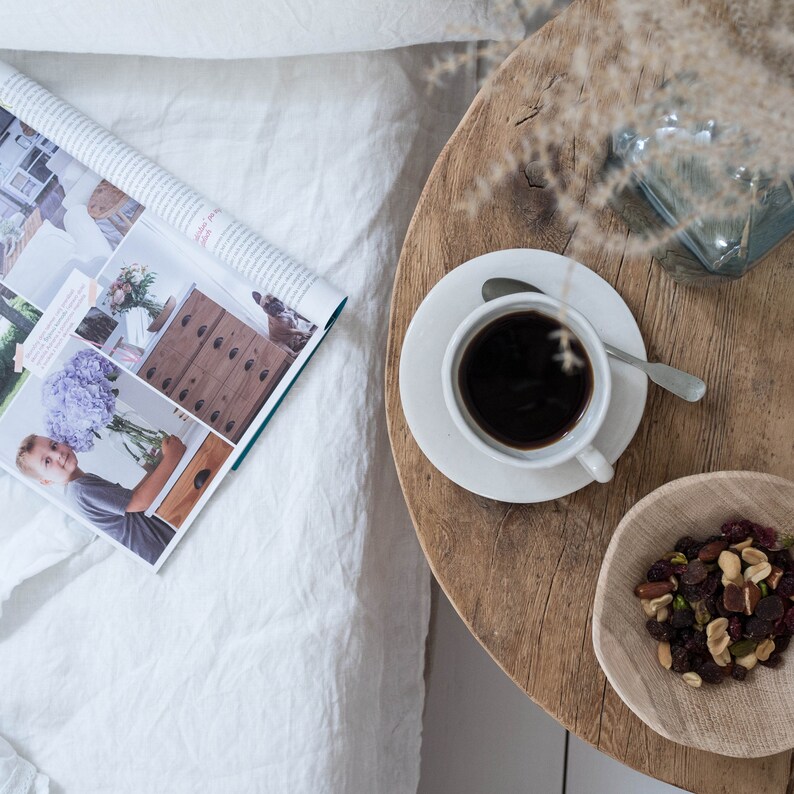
[384,1,794,791]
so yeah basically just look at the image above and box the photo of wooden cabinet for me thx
[137,287,291,443]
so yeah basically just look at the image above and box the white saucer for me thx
[399,249,648,503]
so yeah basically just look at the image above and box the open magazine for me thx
[0,61,346,572]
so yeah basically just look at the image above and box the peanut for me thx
[735,651,758,670]
[755,638,775,662]
[730,538,754,552]
[712,647,731,667]
[741,547,768,566]
[656,606,670,623]
[706,617,729,639]
[682,672,702,688]
[718,550,741,580]
[641,599,655,617]
[658,641,672,670]
[649,593,673,613]
[707,633,730,656]
[744,561,772,584]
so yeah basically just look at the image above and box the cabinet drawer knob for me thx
[210,410,220,422]
[179,388,189,401]
[259,369,269,382]
[146,366,156,380]
[224,420,236,433]
[197,324,207,338]
[162,377,172,390]
[244,358,254,371]
[213,336,224,349]
[229,347,239,360]
[194,399,205,411]
[181,313,192,327]
[193,469,211,490]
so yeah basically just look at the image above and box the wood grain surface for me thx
[384,1,794,791]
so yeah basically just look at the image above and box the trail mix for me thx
[634,519,794,687]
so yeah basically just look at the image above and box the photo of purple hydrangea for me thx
[42,349,166,464]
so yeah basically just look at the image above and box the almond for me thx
[634,580,674,599]
[767,565,784,590]
[722,583,745,612]
[743,581,762,616]
[699,539,728,562]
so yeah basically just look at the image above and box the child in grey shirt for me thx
[17,434,186,565]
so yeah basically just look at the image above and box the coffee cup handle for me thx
[576,445,614,483]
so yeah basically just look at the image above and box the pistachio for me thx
[744,561,772,584]
[755,638,775,662]
[729,639,757,657]
[758,581,770,598]
[634,580,674,599]
[669,553,688,565]
[742,547,768,565]
[682,671,702,688]
[706,617,729,639]
[693,600,711,626]
[658,641,672,670]
[656,606,670,623]
[718,550,741,579]
[673,594,689,611]
[730,537,754,552]
[649,593,673,613]
[735,651,758,670]
[767,565,784,590]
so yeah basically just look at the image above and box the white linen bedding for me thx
[0,45,476,792]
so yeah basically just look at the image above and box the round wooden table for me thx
[384,1,794,791]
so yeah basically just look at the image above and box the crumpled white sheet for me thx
[0,0,522,59]
[0,45,475,792]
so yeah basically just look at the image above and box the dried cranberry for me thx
[721,519,752,544]
[672,563,688,575]
[679,583,702,602]
[744,616,773,639]
[731,664,748,681]
[681,559,708,585]
[684,631,708,654]
[671,608,695,629]
[728,616,743,641]
[755,595,785,622]
[776,574,794,598]
[645,619,675,642]
[752,525,778,549]
[698,661,724,684]
[647,560,675,581]
[671,646,690,673]
[700,571,721,598]
[758,652,783,668]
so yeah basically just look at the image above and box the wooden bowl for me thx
[593,471,794,758]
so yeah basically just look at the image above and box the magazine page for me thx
[0,59,347,328]
[0,94,334,572]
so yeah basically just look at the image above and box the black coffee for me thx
[458,311,593,449]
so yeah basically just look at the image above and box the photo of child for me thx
[15,433,185,566]
[0,337,233,568]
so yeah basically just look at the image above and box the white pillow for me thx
[0,471,94,617]
[0,1,524,59]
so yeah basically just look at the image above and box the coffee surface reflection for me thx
[458,311,593,449]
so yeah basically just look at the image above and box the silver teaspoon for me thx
[481,277,707,403]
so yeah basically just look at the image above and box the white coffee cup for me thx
[441,293,614,483]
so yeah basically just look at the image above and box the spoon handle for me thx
[603,343,706,402]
